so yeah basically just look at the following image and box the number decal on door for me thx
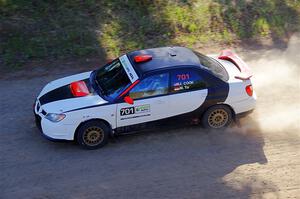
[120,107,135,116]
[120,105,151,116]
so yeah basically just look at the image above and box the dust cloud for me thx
[218,34,300,198]
[240,33,300,135]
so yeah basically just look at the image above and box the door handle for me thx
[155,99,165,104]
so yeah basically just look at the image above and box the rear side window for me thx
[170,69,206,93]
[193,51,229,81]
[129,73,169,99]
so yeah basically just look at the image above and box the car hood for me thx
[38,71,92,98]
[41,95,108,113]
[37,71,109,113]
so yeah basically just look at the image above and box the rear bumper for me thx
[231,92,257,115]
[236,109,254,118]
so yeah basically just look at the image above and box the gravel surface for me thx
[1,35,299,199]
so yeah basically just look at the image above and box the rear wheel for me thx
[201,105,233,129]
[76,120,110,149]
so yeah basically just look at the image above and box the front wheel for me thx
[76,120,110,149]
[201,105,233,129]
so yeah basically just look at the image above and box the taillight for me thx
[245,85,253,96]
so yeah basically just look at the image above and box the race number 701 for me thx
[120,107,135,116]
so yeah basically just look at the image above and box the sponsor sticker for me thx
[135,104,150,114]
[119,55,139,83]
[120,104,150,116]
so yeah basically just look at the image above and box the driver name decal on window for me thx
[174,73,194,91]
[171,69,206,92]
[120,104,151,119]
[119,55,139,83]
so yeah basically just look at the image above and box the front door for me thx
[117,73,170,127]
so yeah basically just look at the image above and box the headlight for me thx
[45,113,66,122]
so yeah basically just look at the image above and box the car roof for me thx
[126,46,201,76]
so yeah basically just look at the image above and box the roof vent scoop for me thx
[134,54,152,63]
[168,47,177,57]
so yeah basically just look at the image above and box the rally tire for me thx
[201,105,233,129]
[76,120,110,149]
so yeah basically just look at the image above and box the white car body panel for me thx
[227,92,257,114]
[41,118,77,140]
[209,55,256,114]
[224,80,257,114]
[117,95,169,127]
[63,103,117,130]
[37,103,117,140]
[116,89,208,127]
[167,89,208,116]
[217,58,256,114]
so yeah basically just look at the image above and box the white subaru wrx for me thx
[34,47,256,149]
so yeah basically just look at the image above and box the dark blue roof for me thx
[127,46,200,76]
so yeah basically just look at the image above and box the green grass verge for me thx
[1,0,299,68]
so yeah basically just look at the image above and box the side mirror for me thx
[124,96,134,105]
[106,59,113,64]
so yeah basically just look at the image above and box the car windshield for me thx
[95,59,131,99]
[193,51,229,81]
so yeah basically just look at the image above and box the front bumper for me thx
[33,101,75,141]
[34,112,68,141]
[34,113,42,132]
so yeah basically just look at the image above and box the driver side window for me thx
[129,73,169,99]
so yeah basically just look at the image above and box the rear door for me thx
[167,68,208,117]
[116,73,170,127]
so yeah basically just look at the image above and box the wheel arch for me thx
[222,103,236,121]
[74,118,113,140]
[202,103,236,121]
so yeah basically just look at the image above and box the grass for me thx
[0,0,299,68]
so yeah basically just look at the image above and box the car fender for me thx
[63,103,117,130]
[73,118,114,140]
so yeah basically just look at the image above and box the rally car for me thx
[34,46,256,149]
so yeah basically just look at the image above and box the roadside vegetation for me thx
[1,0,299,69]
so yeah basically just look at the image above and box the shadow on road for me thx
[102,114,271,198]
[0,93,272,198]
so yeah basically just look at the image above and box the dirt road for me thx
[1,35,299,199]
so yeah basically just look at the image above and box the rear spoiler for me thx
[218,49,252,80]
